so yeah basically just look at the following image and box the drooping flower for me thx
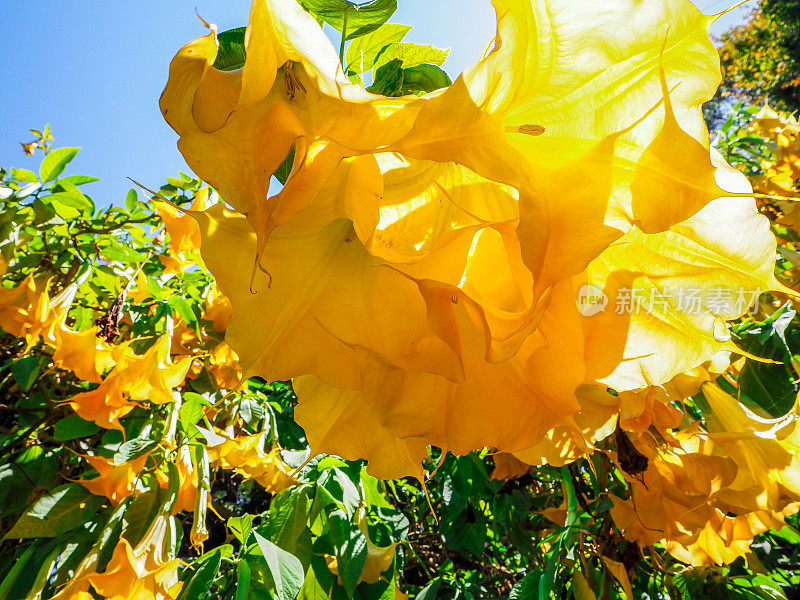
[749,105,800,232]
[608,382,800,565]
[491,452,530,481]
[205,429,298,492]
[167,0,785,477]
[156,187,212,254]
[68,333,194,429]
[0,275,60,350]
[155,186,214,273]
[203,285,233,332]
[79,454,148,505]
[49,323,116,383]
[207,340,242,389]
[85,538,183,600]
[155,445,202,514]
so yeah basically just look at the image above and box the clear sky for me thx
[0,0,754,207]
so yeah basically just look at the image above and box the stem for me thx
[73,215,152,235]
[404,541,435,581]
[339,9,348,67]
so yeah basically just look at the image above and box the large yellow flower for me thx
[166,0,783,477]
[79,454,147,505]
[610,383,800,565]
[205,428,298,492]
[67,333,193,429]
[85,538,183,600]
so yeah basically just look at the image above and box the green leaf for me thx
[14,182,41,199]
[0,542,43,600]
[0,465,33,518]
[39,147,80,183]
[177,550,222,600]
[440,501,487,555]
[13,168,39,183]
[263,486,312,556]
[4,484,104,539]
[214,27,247,72]
[300,0,397,40]
[367,58,404,96]
[401,63,452,95]
[99,239,144,263]
[57,175,101,187]
[372,42,449,72]
[49,185,94,219]
[125,188,138,212]
[329,510,367,597]
[15,446,57,487]
[114,437,157,465]
[236,560,252,600]
[179,392,209,436]
[297,564,330,600]
[252,531,304,600]
[273,147,295,186]
[11,356,40,391]
[416,580,442,600]
[509,572,540,599]
[168,294,196,324]
[228,514,254,545]
[773,525,800,544]
[122,489,161,545]
[345,23,411,74]
[735,304,800,416]
[53,414,101,441]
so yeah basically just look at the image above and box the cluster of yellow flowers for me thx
[0,209,297,598]
[751,105,800,229]
[159,0,796,566]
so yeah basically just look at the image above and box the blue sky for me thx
[1,0,753,207]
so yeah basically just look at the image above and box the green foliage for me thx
[345,24,412,76]
[300,0,398,41]
[214,27,248,72]
[713,102,774,178]
[710,0,800,119]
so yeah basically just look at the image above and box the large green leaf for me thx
[328,510,367,597]
[0,541,49,600]
[214,27,247,72]
[371,42,449,73]
[177,549,223,600]
[509,573,541,600]
[263,486,312,556]
[48,182,94,219]
[300,0,397,40]
[113,437,157,465]
[4,484,104,540]
[345,23,411,75]
[735,304,800,416]
[236,560,252,600]
[416,580,442,600]
[400,63,452,95]
[228,514,254,545]
[367,58,404,96]
[11,356,40,392]
[53,414,101,441]
[253,530,304,600]
[39,147,80,183]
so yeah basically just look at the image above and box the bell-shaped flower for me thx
[170,0,785,477]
